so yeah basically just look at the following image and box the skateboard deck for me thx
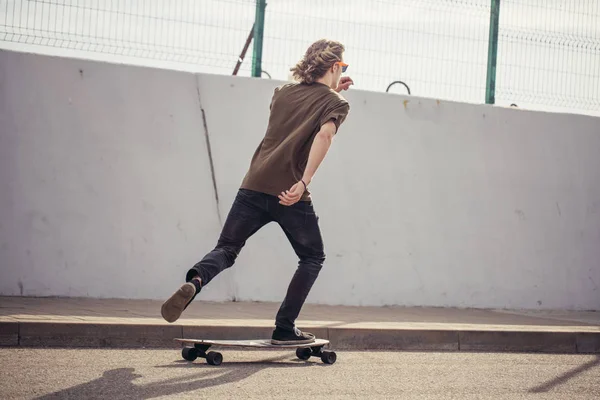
[175,338,329,348]
[174,338,336,365]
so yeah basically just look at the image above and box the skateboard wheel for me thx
[321,351,336,364]
[296,347,312,360]
[206,351,223,366]
[182,347,199,361]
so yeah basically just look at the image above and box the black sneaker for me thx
[271,326,315,345]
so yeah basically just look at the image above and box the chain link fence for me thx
[263,0,491,105]
[0,0,257,74]
[497,0,599,113]
[1,0,598,116]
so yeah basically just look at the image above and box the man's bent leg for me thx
[272,201,325,343]
[161,189,271,322]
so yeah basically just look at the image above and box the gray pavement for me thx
[1,348,599,399]
[1,296,599,353]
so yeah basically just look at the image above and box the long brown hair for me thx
[290,39,345,84]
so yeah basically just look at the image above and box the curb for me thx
[1,321,599,353]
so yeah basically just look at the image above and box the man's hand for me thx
[278,181,306,206]
[335,76,354,92]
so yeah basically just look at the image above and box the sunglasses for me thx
[335,62,349,73]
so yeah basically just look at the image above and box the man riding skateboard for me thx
[161,39,353,345]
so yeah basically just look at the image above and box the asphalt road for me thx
[1,348,598,399]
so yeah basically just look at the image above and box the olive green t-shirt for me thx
[240,81,350,201]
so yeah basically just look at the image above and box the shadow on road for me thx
[34,354,325,399]
[529,355,600,393]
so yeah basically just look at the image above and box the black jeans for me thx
[186,188,325,331]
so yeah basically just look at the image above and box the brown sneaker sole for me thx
[161,282,196,323]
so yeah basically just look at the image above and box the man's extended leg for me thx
[271,201,325,344]
[161,189,271,322]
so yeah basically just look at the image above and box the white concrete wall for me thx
[1,50,599,310]
[0,51,230,301]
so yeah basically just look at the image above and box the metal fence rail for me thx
[1,0,598,116]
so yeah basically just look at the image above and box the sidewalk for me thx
[1,296,598,353]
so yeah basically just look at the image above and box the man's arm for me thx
[277,120,337,206]
[301,120,336,186]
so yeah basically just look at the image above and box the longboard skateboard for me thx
[174,338,336,366]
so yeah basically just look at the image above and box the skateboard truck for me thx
[182,344,223,366]
[295,345,337,364]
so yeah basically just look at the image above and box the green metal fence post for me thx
[252,0,267,78]
[485,0,500,104]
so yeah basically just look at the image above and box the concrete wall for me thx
[0,51,230,301]
[1,50,599,310]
